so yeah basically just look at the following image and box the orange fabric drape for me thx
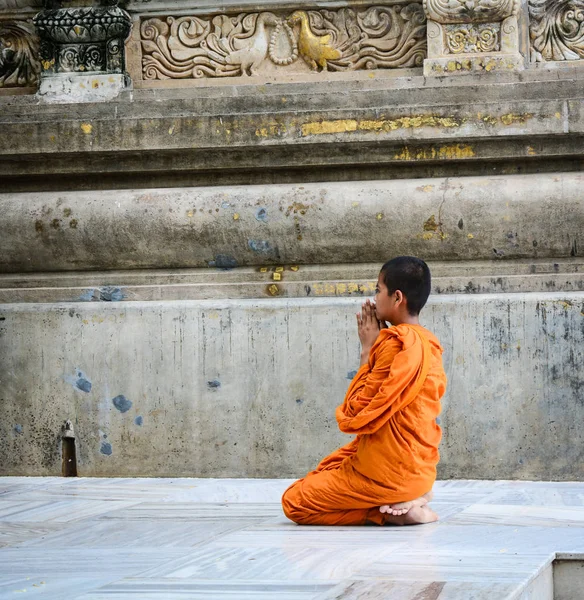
[282,324,447,526]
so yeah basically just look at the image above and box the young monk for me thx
[282,256,447,526]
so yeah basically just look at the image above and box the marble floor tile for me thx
[18,519,260,549]
[0,498,140,523]
[448,503,584,527]
[76,579,338,600]
[1,478,584,600]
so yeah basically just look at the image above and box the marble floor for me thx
[0,478,583,599]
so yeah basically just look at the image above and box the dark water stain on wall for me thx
[209,255,238,269]
[346,370,358,379]
[255,207,268,222]
[134,416,143,426]
[207,380,221,389]
[100,442,113,455]
[112,395,132,413]
[248,239,272,253]
[71,370,92,393]
[99,287,125,302]
[14,424,23,434]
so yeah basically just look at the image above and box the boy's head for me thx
[375,256,431,324]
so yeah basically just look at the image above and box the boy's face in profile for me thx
[374,272,398,324]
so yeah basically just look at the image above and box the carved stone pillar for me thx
[33,0,132,101]
[423,0,524,75]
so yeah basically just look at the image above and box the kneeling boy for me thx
[282,256,447,526]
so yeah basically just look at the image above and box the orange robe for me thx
[282,323,447,525]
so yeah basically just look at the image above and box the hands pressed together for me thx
[357,299,387,365]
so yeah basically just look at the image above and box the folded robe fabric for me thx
[282,323,447,525]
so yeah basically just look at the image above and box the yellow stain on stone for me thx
[290,265,299,271]
[368,72,375,78]
[351,201,360,207]
[527,146,536,155]
[92,80,99,89]
[376,213,384,220]
[422,232,434,240]
[233,213,240,220]
[418,185,434,192]
[268,284,280,296]
[273,272,282,281]
[168,125,175,135]
[260,267,268,273]
[424,215,439,231]
[557,300,572,309]
[80,123,93,134]
[347,283,359,293]
[41,58,55,70]
[275,266,284,273]
[302,120,358,136]
[500,113,533,126]
[336,283,347,293]
[394,144,475,161]
[467,233,474,239]
[555,112,562,119]
[49,135,56,142]
[187,210,194,217]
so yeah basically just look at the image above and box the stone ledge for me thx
[1,68,583,187]
[0,259,583,302]
[1,173,582,272]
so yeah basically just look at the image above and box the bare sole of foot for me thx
[382,504,439,526]
[379,491,434,516]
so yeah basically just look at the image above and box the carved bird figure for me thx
[224,12,279,76]
[286,10,341,71]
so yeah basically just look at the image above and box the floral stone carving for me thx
[424,0,519,23]
[0,19,40,87]
[33,0,132,75]
[529,0,584,61]
[139,4,427,80]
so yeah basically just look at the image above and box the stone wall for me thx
[0,0,583,479]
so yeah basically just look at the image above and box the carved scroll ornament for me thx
[445,23,500,53]
[0,19,39,87]
[423,0,519,23]
[140,4,427,80]
[529,0,584,61]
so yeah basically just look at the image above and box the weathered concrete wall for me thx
[1,293,582,479]
[2,172,583,272]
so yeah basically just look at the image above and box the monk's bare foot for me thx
[379,491,434,516]
[382,504,439,526]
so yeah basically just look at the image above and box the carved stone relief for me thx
[139,4,427,80]
[529,0,584,61]
[33,0,132,74]
[0,19,39,87]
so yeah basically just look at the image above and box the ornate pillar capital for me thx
[423,0,524,75]
[33,0,132,101]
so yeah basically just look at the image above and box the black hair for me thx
[380,256,431,316]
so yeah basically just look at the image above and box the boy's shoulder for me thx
[383,323,443,352]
